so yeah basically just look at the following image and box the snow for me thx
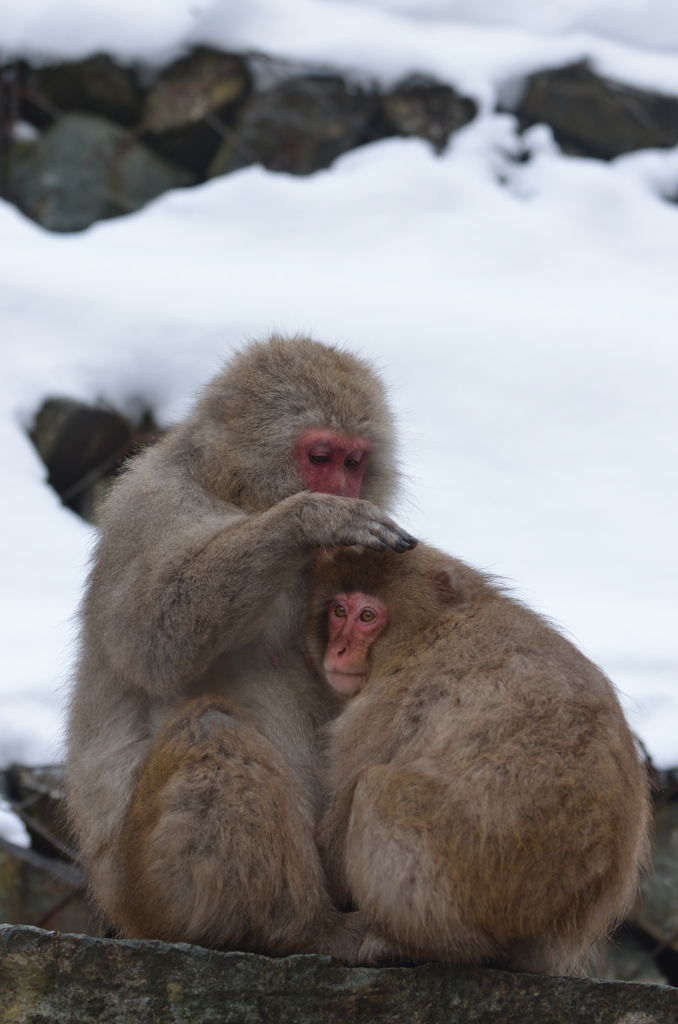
[6,0,678,100]
[0,802,30,849]
[1,0,678,840]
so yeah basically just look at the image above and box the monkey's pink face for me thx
[324,592,388,695]
[296,428,371,498]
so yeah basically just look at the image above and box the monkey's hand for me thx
[290,493,417,554]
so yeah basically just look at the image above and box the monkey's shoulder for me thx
[370,587,615,713]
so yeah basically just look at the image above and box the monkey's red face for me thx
[296,428,371,498]
[324,592,387,695]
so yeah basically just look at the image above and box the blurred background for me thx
[0,0,677,981]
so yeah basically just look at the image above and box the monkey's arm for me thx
[85,491,414,697]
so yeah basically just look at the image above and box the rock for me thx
[30,398,132,508]
[29,398,165,521]
[592,926,669,985]
[208,75,381,178]
[630,800,678,955]
[143,47,250,176]
[9,113,194,232]
[513,61,678,160]
[144,48,249,133]
[20,54,144,130]
[1,926,677,1024]
[381,75,477,153]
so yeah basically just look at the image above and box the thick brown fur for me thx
[66,333,412,956]
[308,544,652,974]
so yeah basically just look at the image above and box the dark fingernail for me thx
[406,537,418,549]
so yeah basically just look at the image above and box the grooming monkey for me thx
[308,544,651,974]
[66,334,416,955]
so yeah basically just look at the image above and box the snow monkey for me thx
[307,544,651,975]
[66,334,417,957]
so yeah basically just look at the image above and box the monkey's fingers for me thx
[295,494,416,552]
[360,535,392,552]
[333,528,389,552]
[366,519,417,553]
[337,522,416,553]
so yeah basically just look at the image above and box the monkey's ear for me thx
[432,569,462,605]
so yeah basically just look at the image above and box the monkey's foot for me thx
[358,932,415,967]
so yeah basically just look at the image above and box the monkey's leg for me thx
[117,697,363,957]
[499,936,589,977]
[343,764,500,966]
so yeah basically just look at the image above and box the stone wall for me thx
[0,50,476,232]
[2,48,678,233]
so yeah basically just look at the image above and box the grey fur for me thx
[66,334,407,955]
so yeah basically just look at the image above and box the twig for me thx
[6,799,82,865]
[650,928,678,959]
[34,885,84,929]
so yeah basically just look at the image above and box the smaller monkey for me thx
[307,545,651,975]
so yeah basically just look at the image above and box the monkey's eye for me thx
[344,457,359,468]
[359,609,376,623]
[309,454,331,464]
[334,604,347,617]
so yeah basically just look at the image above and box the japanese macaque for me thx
[307,545,651,975]
[66,334,416,957]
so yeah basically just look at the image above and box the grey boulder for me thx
[513,61,678,160]
[208,75,381,178]
[20,54,144,130]
[9,113,194,232]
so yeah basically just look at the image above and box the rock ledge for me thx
[1,924,676,1023]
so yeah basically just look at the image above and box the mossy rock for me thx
[143,47,251,177]
[9,114,194,231]
[381,75,477,153]
[1,925,677,1024]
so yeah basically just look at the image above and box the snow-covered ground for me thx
[1,0,678,837]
